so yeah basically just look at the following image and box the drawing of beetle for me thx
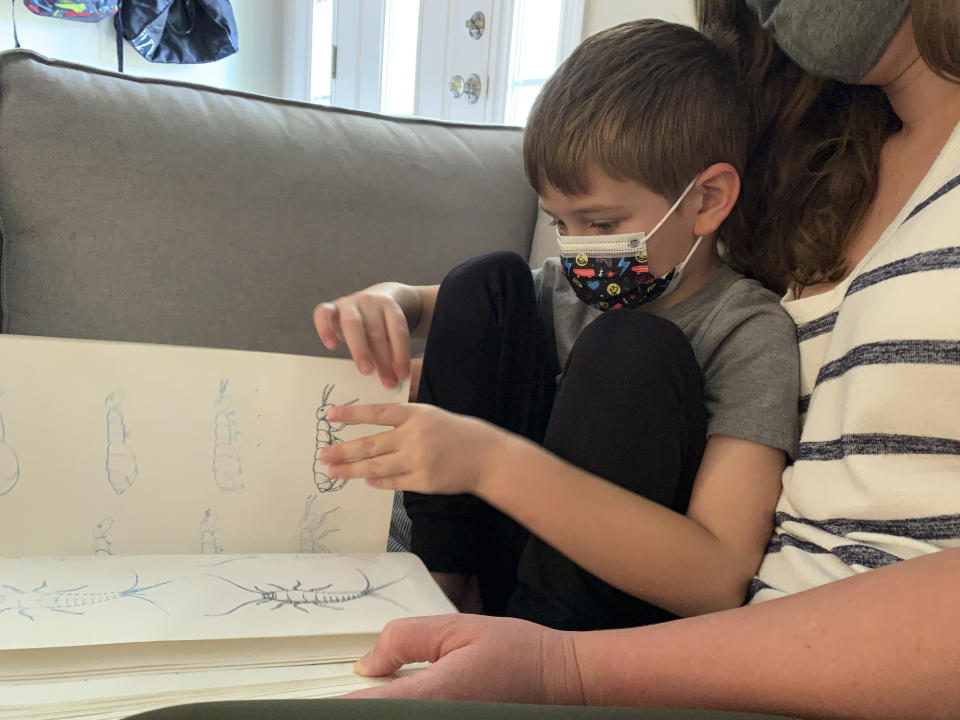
[0,573,170,621]
[313,384,357,493]
[205,568,407,615]
[105,391,138,495]
[0,388,20,497]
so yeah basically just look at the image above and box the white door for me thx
[417,0,499,122]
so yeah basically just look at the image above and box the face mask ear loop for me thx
[645,177,698,241]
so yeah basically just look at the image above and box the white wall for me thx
[582,0,695,37]
[0,0,288,97]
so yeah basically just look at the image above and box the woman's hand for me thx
[344,614,585,704]
[321,403,509,495]
[313,283,418,388]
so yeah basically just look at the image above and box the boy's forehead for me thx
[539,169,660,212]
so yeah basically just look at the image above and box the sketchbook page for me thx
[0,334,408,556]
[0,553,454,654]
[0,662,426,719]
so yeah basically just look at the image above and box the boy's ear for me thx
[692,163,740,238]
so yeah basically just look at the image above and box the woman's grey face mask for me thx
[745,0,911,83]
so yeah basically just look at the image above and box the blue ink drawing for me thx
[200,508,224,554]
[204,568,408,616]
[0,388,20,497]
[0,572,171,621]
[105,391,138,495]
[92,517,115,556]
[213,380,243,492]
[298,495,340,553]
[313,384,357,493]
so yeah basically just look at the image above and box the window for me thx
[504,0,564,126]
[311,0,335,105]
[380,0,421,116]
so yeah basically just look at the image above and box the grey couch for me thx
[0,50,540,357]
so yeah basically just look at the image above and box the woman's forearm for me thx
[476,435,753,616]
[573,547,960,719]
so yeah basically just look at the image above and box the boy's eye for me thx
[591,221,619,233]
[547,218,565,229]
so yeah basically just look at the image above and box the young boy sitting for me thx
[313,19,799,630]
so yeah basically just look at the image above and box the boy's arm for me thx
[476,432,783,616]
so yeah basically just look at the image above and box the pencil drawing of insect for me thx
[105,391,138,495]
[298,494,340,553]
[204,568,407,616]
[313,384,358,493]
[200,508,224,554]
[93,517,115,556]
[0,388,20,497]
[0,572,170,621]
[213,380,243,492]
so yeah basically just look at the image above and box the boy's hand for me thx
[320,404,507,495]
[313,285,414,389]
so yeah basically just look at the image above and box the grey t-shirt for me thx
[533,258,800,458]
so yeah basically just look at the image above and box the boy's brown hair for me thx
[524,18,746,208]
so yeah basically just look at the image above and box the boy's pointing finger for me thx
[327,402,412,427]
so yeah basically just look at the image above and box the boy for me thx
[314,19,799,630]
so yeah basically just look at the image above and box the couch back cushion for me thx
[0,50,536,356]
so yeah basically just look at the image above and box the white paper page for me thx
[0,335,408,556]
[0,553,454,651]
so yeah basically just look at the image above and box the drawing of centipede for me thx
[298,494,340,553]
[313,384,358,493]
[105,391,138,495]
[0,388,20,497]
[213,380,243,492]
[204,568,408,615]
[0,572,171,621]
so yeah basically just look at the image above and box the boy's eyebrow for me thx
[539,203,630,217]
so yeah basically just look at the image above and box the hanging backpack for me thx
[118,0,238,68]
[11,0,118,49]
[23,0,118,21]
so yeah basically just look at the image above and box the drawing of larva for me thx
[313,384,357,493]
[93,517,115,556]
[0,388,20,497]
[213,380,243,492]
[105,391,138,495]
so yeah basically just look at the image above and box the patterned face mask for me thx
[557,178,701,310]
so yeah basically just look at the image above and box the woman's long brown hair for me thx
[697,0,960,293]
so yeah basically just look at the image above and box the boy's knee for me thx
[568,311,694,377]
[443,251,531,292]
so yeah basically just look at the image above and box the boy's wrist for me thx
[473,426,528,502]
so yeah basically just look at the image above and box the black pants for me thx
[404,252,707,630]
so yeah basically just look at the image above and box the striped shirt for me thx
[750,123,960,602]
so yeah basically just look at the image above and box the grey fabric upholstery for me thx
[0,50,537,356]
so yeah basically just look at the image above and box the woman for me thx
[339,2,960,718]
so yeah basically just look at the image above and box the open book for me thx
[0,335,455,719]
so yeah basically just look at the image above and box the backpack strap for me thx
[114,6,123,72]
[11,0,21,48]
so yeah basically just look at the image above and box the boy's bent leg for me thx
[509,310,707,630]
[403,251,559,615]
